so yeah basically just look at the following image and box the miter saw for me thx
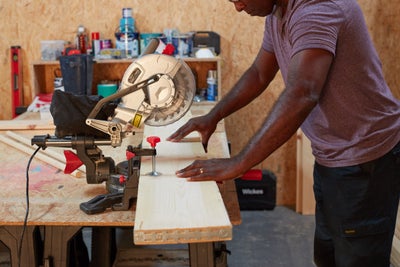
[31,42,196,214]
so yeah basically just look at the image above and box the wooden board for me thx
[296,130,316,215]
[0,131,85,177]
[391,205,400,267]
[134,111,232,245]
[0,119,54,131]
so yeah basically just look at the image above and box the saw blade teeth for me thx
[139,56,195,127]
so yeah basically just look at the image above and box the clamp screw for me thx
[146,136,161,176]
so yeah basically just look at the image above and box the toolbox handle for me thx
[240,169,263,181]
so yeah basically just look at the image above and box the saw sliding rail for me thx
[31,135,112,148]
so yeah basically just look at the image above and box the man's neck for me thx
[276,0,289,16]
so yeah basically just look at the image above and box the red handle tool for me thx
[146,136,161,148]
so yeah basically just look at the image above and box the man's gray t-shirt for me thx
[262,0,400,167]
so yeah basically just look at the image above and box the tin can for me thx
[172,34,192,57]
[100,39,112,50]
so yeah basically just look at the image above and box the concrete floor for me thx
[226,206,315,267]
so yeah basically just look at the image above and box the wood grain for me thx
[295,130,315,215]
[0,119,55,131]
[0,131,85,178]
[0,133,136,226]
[134,113,232,244]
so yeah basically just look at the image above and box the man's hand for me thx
[175,157,243,182]
[166,114,218,153]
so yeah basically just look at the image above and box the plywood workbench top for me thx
[0,103,241,240]
[0,131,137,227]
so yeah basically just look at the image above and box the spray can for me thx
[206,70,218,101]
[91,32,101,57]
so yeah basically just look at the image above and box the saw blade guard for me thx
[116,54,196,128]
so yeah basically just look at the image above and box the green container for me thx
[97,83,118,97]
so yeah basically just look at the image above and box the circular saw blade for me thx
[120,54,196,127]
[145,60,196,126]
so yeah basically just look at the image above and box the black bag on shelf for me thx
[59,54,94,95]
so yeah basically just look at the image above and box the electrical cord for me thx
[18,146,41,267]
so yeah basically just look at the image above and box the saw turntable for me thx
[31,40,196,214]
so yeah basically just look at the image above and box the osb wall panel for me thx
[359,0,400,100]
[0,1,399,206]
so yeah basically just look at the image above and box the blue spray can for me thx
[206,70,217,101]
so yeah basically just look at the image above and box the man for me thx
[167,0,400,266]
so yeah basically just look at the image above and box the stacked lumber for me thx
[0,131,85,178]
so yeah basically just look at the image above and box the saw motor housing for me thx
[86,54,196,147]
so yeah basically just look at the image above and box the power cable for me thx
[18,146,41,267]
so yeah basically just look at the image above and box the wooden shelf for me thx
[31,57,222,101]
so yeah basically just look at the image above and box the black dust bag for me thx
[50,90,116,138]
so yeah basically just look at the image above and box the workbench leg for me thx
[189,242,214,267]
[43,226,87,267]
[0,225,41,267]
[90,227,116,267]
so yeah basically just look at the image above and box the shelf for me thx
[31,57,222,101]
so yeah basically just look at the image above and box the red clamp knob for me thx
[119,175,126,185]
[126,150,136,160]
[146,136,161,148]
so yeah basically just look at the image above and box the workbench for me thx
[0,103,241,267]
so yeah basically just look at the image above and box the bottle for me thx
[115,8,139,58]
[120,8,135,33]
[76,25,88,54]
[206,70,218,101]
[91,32,101,57]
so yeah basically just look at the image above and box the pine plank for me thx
[296,130,315,215]
[0,119,55,130]
[134,112,232,245]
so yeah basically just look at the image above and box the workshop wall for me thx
[0,1,399,206]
